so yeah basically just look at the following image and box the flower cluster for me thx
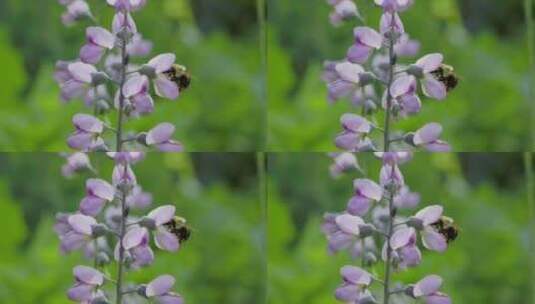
[56,152,186,303]
[324,0,457,152]
[55,0,186,153]
[55,3,189,302]
[322,152,456,303]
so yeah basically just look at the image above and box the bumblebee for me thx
[163,216,192,244]
[430,64,459,92]
[431,216,459,243]
[163,64,192,91]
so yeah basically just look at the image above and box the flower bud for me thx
[139,64,156,78]
[358,72,375,86]
[136,132,148,146]
[363,99,377,115]
[359,295,377,304]
[91,72,109,86]
[404,285,416,298]
[358,224,375,238]
[116,28,134,44]
[139,216,157,230]
[91,224,109,238]
[96,252,111,266]
[407,64,424,78]
[363,252,377,266]
[95,100,110,115]
[91,297,110,304]
[406,217,424,230]
[137,284,148,298]
[404,132,416,146]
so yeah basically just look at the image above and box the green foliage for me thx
[267,153,531,303]
[267,0,530,151]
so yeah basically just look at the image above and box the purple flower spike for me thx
[145,275,184,304]
[347,179,382,216]
[413,123,451,152]
[146,53,180,100]
[80,27,115,64]
[147,205,180,251]
[79,178,115,216]
[67,265,105,302]
[413,205,448,252]
[146,123,184,152]
[328,0,359,26]
[412,275,452,304]
[348,27,382,64]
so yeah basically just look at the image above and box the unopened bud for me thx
[358,72,375,86]
[364,99,377,114]
[407,64,424,78]
[139,216,157,230]
[359,295,377,304]
[363,252,377,266]
[95,99,110,115]
[91,224,108,238]
[407,217,424,230]
[405,285,416,298]
[91,72,109,86]
[136,132,148,146]
[137,285,148,298]
[358,224,375,238]
[96,252,110,266]
[91,297,110,304]
[404,133,416,146]
[139,65,156,78]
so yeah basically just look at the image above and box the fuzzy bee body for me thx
[163,216,192,244]
[163,64,192,91]
[431,64,459,92]
[431,216,459,243]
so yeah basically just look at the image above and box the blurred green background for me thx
[0,152,265,303]
[267,0,531,151]
[267,153,532,303]
[0,0,264,151]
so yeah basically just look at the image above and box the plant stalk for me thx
[382,13,397,304]
[115,13,129,301]
[116,11,129,152]
[383,189,395,304]
[383,13,397,152]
